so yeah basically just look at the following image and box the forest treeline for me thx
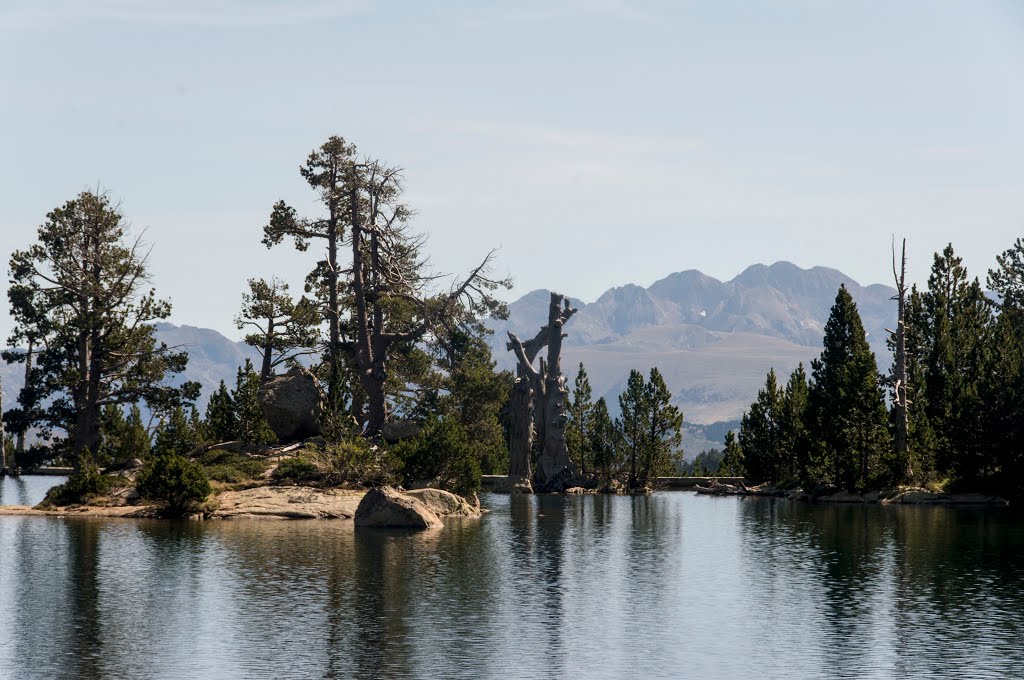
[694,242,1024,498]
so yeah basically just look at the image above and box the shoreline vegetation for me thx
[2,135,1023,519]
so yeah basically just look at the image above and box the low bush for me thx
[271,456,321,482]
[196,449,269,483]
[391,417,480,497]
[40,453,117,507]
[275,440,400,487]
[136,453,212,517]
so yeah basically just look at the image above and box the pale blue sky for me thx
[2,0,1023,340]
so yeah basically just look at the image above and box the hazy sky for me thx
[2,0,1023,341]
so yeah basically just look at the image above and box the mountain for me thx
[488,261,897,430]
[1,324,260,423]
[1,261,898,458]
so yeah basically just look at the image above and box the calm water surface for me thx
[1,479,1022,679]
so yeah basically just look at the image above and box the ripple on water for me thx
[1,492,1022,679]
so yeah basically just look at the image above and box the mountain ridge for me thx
[2,261,898,455]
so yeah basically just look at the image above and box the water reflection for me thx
[738,499,1024,679]
[0,494,1022,679]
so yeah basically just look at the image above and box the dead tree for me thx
[888,238,913,483]
[508,292,577,492]
[15,341,33,456]
[1,373,6,475]
[504,325,550,486]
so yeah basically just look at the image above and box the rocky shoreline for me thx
[693,480,1011,506]
[0,484,483,524]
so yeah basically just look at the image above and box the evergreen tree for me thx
[921,245,993,484]
[617,369,648,489]
[434,332,510,475]
[902,286,938,480]
[986,237,1024,496]
[121,405,151,464]
[566,362,594,475]
[589,397,621,481]
[719,430,745,477]
[204,380,238,442]
[231,360,277,445]
[640,368,684,484]
[808,285,891,490]
[236,277,320,383]
[5,191,197,468]
[152,405,202,458]
[777,363,810,484]
[739,369,783,483]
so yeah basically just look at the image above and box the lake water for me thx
[1,478,1022,679]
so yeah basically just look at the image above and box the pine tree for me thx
[808,285,891,490]
[719,430,745,477]
[235,277,320,382]
[640,368,683,484]
[204,380,238,442]
[739,369,783,483]
[566,362,594,475]
[617,369,648,489]
[902,286,938,480]
[921,245,993,484]
[589,397,621,481]
[231,360,278,445]
[5,191,197,468]
[986,237,1024,496]
[435,332,510,475]
[777,363,810,484]
[121,405,151,464]
[152,405,202,458]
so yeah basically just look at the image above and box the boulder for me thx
[354,486,443,529]
[381,420,421,444]
[406,488,480,517]
[258,367,324,442]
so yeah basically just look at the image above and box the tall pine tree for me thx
[808,285,891,490]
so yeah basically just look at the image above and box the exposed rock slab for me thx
[258,367,323,442]
[405,488,480,517]
[0,504,155,517]
[354,486,442,529]
[211,486,364,519]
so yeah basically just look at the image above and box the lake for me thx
[1,477,1022,679]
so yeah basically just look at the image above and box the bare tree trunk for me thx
[16,342,33,455]
[511,292,577,492]
[509,292,577,489]
[891,238,912,483]
[260,320,275,383]
[506,323,553,487]
[508,370,533,479]
[1,374,7,475]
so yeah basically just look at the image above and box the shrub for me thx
[391,417,480,497]
[272,456,321,482]
[41,452,117,507]
[196,449,269,483]
[136,453,212,517]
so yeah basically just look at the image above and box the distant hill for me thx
[487,261,897,429]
